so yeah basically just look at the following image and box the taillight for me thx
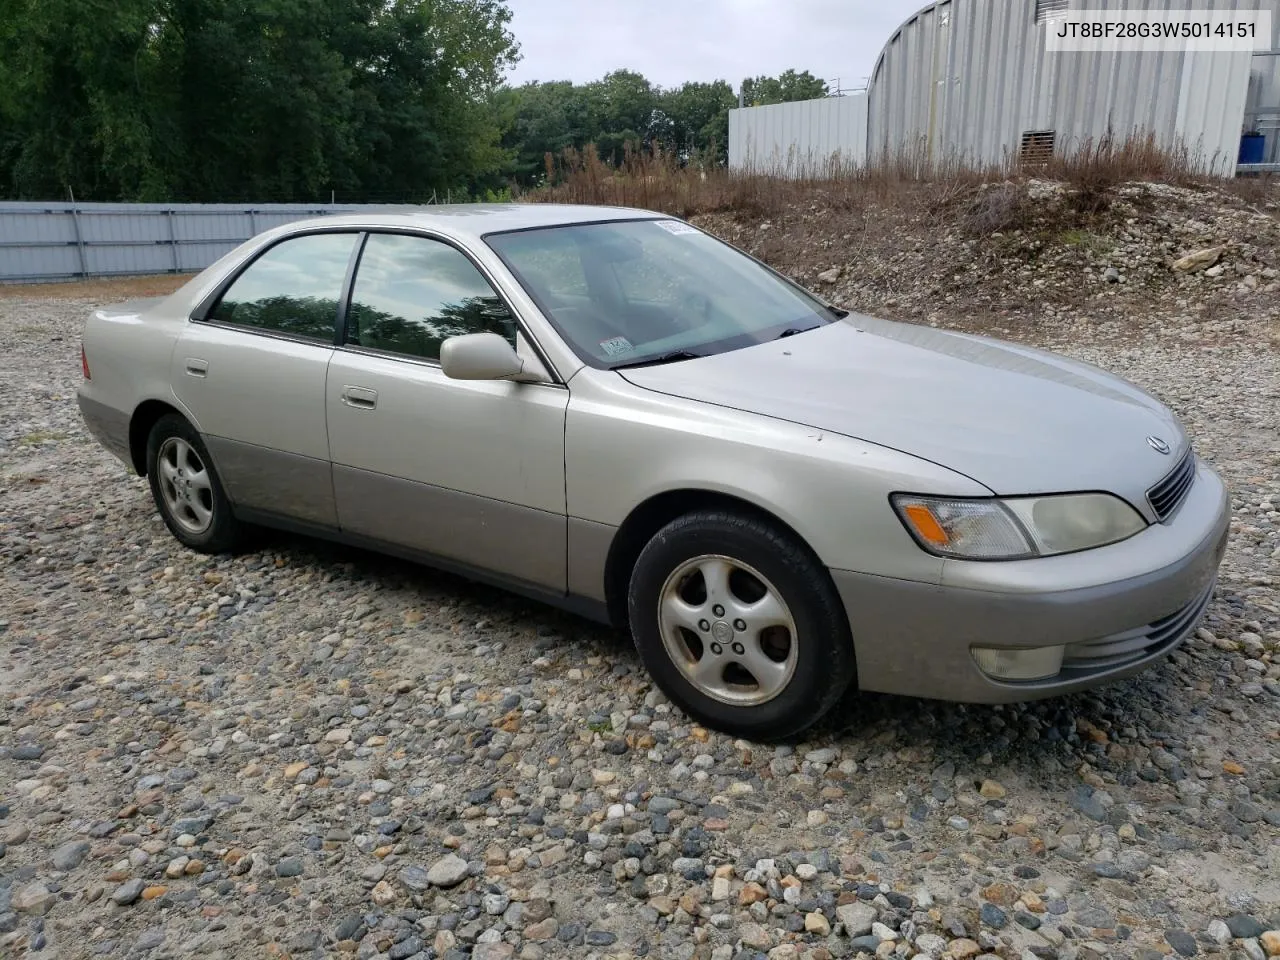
[81,345,91,380]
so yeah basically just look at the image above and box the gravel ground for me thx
[1,277,1278,960]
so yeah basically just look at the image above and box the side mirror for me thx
[440,332,531,381]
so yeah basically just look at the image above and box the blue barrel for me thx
[1239,133,1266,164]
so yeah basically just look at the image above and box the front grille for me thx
[1062,581,1214,671]
[1147,450,1196,522]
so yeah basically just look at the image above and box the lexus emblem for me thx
[1146,436,1171,455]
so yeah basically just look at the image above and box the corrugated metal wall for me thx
[0,202,407,284]
[728,94,869,175]
[867,0,1280,174]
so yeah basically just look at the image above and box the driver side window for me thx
[346,233,518,361]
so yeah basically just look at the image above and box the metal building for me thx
[728,93,869,175]
[867,0,1280,173]
[727,0,1280,175]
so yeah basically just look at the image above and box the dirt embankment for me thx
[693,178,1280,349]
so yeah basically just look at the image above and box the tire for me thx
[627,509,856,741]
[145,413,246,554]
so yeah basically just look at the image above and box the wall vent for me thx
[1020,130,1056,165]
[1036,0,1069,24]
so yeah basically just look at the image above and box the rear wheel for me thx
[145,414,246,553]
[627,509,856,741]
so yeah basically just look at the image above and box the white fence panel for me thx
[729,94,870,176]
[0,202,411,284]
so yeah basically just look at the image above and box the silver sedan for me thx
[76,204,1230,739]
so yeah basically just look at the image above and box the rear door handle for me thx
[184,358,209,377]
[341,385,378,410]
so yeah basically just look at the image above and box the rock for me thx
[805,911,831,935]
[1206,920,1232,945]
[274,857,304,878]
[949,939,981,959]
[1165,928,1199,957]
[389,937,423,959]
[978,779,1006,799]
[1244,940,1267,960]
[1261,932,1280,957]
[740,922,772,950]
[12,882,55,916]
[426,853,470,887]
[111,879,145,906]
[50,840,91,871]
[981,882,1018,907]
[1172,246,1225,272]
[370,880,397,905]
[871,922,897,941]
[525,918,558,940]
[915,933,947,956]
[473,943,515,960]
[398,865,431,891]
[1231,917,1269,940]
[980,904,1008,929]
[837,902,877,936]
[817,267,841,284]
[711,875,731,900]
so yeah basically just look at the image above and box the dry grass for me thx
[0,274,194,300]
[520,133,1261,226]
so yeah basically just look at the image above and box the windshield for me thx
[484,219,838,369]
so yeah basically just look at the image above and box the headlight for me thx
[892,492,1146,560]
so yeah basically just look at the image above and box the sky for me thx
[504,0,929,92]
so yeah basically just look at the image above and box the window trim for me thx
[189,224,565,384]
[190,227,363,347]
[336,227,563,384]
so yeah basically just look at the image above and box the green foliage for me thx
[740,69,829,107]
[0,2,829,202]
[0,0,519,201]
[501,69,826,186]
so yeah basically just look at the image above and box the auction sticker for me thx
[655,220,700,236]
[599,336,634,357]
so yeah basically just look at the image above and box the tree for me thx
[498,80,593,183]
[740,69,829,107]
[0,0,520,201]
[583,70,661,162]
[659,80,738,164]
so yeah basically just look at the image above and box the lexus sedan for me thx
[77,204,1230,739]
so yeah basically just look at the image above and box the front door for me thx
[325,231,569,591]
[172,230,359,528]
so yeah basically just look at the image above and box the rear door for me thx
[173,230,359,528]
[325,231,570,590]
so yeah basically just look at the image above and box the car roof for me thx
[280,203,668,242]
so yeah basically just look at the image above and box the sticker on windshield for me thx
[599,336,634,357]
[654,220,700,236]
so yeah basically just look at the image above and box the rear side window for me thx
[346,233,517,361]
[208,232,357,341]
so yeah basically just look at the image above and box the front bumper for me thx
[833,460,1231,703]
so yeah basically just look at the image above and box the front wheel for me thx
[145,414,247,554]
[627,510,856,741]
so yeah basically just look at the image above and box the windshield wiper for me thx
[611,350,703,370]
[775,326,820,340]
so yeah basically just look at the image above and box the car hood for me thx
[618,315,1187,501]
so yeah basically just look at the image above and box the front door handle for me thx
[184,358,209,377]
[341,385,378,410]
